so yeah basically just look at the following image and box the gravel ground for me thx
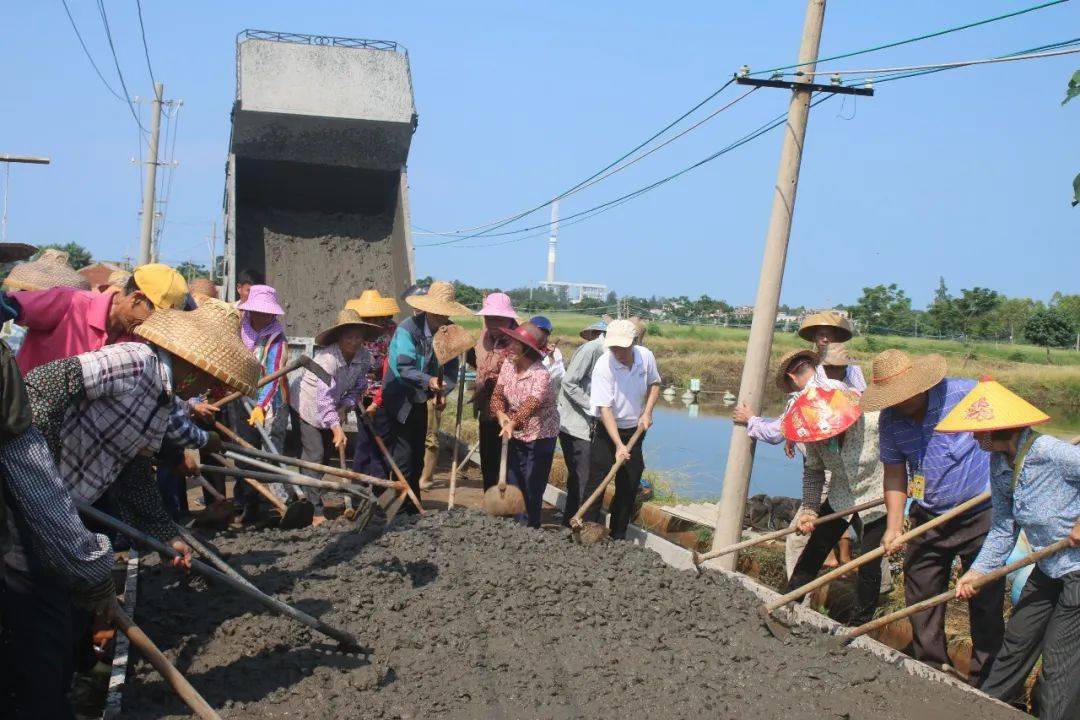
[122,510,1022,719]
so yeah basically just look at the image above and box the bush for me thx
[647,321,663,337]
[1008,350,1026,362]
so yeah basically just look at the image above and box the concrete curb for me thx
[102,550,140,720]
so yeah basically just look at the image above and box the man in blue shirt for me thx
[863,349,1004,686]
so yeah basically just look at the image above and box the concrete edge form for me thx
[102,550,140,720]
[540,483,1019,713]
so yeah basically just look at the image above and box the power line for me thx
[95,0,148,133]
[59,0,126,102]
[752,0,1072,76]
[795,44,1080,77]
[135,0,156,86]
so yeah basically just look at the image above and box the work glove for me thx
[247,405,266,428]
[74,577,117,617]
[201,430,223,455]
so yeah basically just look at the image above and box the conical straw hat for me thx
[135,306,260,396]
[782,385,862,442]
[404,280,471,317]
[798,311,853,343]
[314,309,381,347]
[935,377,1050,433]
[774,348,818,392]
[3,248,91,291]
[345,289,400,318]
[861,349,947,412]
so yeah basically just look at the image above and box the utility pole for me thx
[709,0,828,570]
[138,82,164,265]
[1,155,50,243]
[207,221,217,281]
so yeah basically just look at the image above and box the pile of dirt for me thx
[122,511,1020,719]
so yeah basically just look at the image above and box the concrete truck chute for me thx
[223,30,417,337]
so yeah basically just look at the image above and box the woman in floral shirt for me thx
[490,321,558,528]
[345,290,399,479]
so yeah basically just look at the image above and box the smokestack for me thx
[546,200,558,284]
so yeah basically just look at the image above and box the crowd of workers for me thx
[0,244,1075,718]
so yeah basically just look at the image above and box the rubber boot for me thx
[418,447,438,490]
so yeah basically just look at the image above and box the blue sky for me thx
[3,1,1077,308]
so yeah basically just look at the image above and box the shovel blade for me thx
[192,500,235,530]
[483,485,525,517]
[279,500,315,530]
[383,491,408,524]
[573,522,609,545]
[759,605,791,640]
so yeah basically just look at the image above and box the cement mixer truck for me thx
[222,30,418,338]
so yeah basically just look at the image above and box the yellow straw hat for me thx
[345,289,400,318]
[861,349,947,412]
[821,343,852,366]
[135,306,260,396]
[775,348,819,392]
[935,377,1050,433]
[404,280,471,317]
[798,311,854,343]
[3,248,91,291]
[314,309,381,347]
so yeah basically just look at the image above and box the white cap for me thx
[604,319,636,348]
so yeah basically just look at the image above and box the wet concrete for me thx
[122,511,1022,719]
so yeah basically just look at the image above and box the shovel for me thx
[212,420,314,529]
[691,497,886,573]
[484,436,525,517]
[78,502,362,651]
[569,427,645,544]
[447,361,467,509]
[112,602,222,720]
[210,355,331,411]
[174,524,257,590]
[758,490,992,639]
[836,536,1071,647]
[190,471,235,530]
[357,410,425,517]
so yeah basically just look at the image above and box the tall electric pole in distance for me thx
[138,82,164,265]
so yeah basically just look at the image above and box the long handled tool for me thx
[358,410,425,516]
[202,460,371,502]
[569,427,645,545]
[190,472,235,530]
[210,355,331,411]
[451,439,481,479]
[759,490,992,638]
[448,361,467,509]
[112,602,222,720]
[484,436,524,517]
[78,503,361,650]
[692,497,886,570]
[173,524,257,590]
[839,537,1072,645]
[212,421,314,529]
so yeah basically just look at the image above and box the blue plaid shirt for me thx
[879,377,990,514]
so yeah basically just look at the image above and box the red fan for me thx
[781,385,862,443]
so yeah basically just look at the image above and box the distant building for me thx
[538,280,608,304]
[731,305,755,320]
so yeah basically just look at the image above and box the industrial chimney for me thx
[546,200,558,284]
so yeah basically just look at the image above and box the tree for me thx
[451,280,483,309]
[1065,69,1080,205]
[926,277,961,337]
[954,287,1002,339]
[35,242,92,270]
[605,290,618,305]
[1051,292,1080,332]
[994,297,1039,343]
[175,261,209,281]
[851,284,914,335]
[1024,308,1073,362]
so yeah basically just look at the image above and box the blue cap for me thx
[529,315,553,333]
[579,320,607,340]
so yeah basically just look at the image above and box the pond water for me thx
[644,401,802,501]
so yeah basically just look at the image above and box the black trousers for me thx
[981,566,1080,719]
[904,504,1005,685]
[477,417,501,492]
[0,568,75,720]
[558,431,591,527]
[387,402,427,513]
[784,501,887,625]
[583,426,646,539]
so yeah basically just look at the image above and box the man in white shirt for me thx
[582,319,661,540]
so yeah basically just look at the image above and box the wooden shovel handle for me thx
[696,497,886,563]
[766,490,992,612]
[359,412,425,514]
[211,356,305,410]
[210,421,287,513]
[194,475,226,502]
[569,427,645,528]
[113,604,222,720]
[448,359,467,509]
[497,437,509,490]
[843,537,1073,642]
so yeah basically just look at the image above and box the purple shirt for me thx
[878,377,990,514]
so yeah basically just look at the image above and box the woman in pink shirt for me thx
[490,322,558,528]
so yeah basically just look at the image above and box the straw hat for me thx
[860,349,947,412]
[774,348,819,392]
[499,322,547,359]
[821,343,852,366]
[314,309,380,347]
[404,280,471,317]
[0,242,37,264]
[346,289,400,318]
[188,277,218,299]
[135,306,260,397]
[935,377,1050,433]
[194,296,243,335]
[3,248,91,291]
[108,269,132,289]
[782,385,863,443]
[798,311,854,343]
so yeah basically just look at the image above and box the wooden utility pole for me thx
[207,221,217,281]
[709,0,827,570]
[139,82,164,265]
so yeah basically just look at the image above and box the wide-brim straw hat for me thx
[798,311,854,343]
[499,322,547,358]
[861,349,947,412]
[782,385,863,442]
[3,248,91,291]
[821,343,852,366]
[775,348,819,392]
[346,289,400,318]
[404,280,471,317]
[0,242,37,264]
[314,309,381,347]
[108,269,133,289]
[935,377,1051,433]
[135,307,260,397]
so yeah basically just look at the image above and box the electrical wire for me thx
[752,0,1071,76]
[95,0,148,133]
[792,44,1080,77]
[59,0,126,102]
[415,78,739,237]
[135,0,156,86]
